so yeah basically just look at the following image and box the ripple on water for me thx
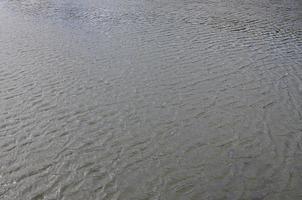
[0,0,302,199]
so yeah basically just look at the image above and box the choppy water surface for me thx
[1,0,302,199]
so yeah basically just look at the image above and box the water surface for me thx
[0,0,302,199]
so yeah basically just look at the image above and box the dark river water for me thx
[0,0,302,199]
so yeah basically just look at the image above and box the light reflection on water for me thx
[0,0,302,199]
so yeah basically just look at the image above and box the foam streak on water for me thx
[0,0,302,199]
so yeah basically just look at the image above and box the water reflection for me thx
[0,0,302,199]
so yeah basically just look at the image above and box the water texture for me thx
[0,0,302,199]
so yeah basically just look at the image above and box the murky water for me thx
[0,0,302,199]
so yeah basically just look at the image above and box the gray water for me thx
[0,0,302,199]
